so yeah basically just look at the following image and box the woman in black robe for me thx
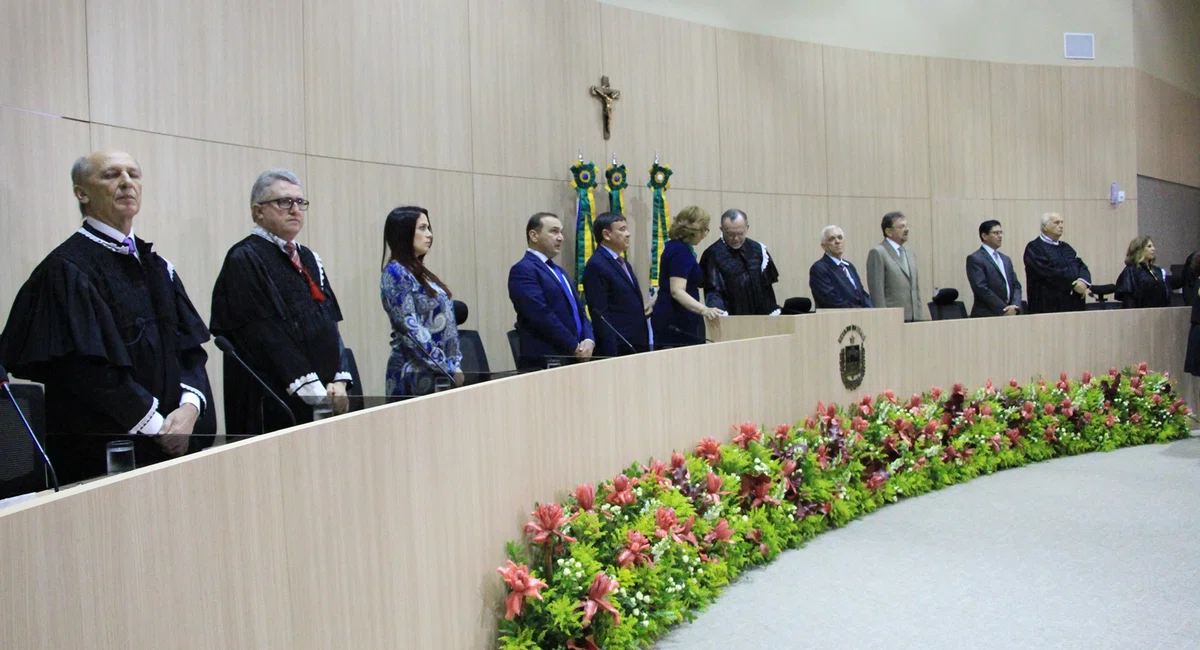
[1115,236,1171,309]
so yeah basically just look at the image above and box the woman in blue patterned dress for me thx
[380,206,462,397]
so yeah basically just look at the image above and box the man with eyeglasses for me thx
[698,209,781,316]
[209,169,354,436]
[0,149,216,482]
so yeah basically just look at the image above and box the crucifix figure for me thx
[590,76,620,140]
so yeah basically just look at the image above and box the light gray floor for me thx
[656,437,1200,650]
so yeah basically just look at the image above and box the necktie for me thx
[547,260,583,339]
[992,251,1010,300]
[898,247,911,275]
[840,262,856,289]
[121,236,137,257]
[285,242,327,302]
[619,256,634,284]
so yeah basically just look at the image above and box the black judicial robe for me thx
[700,238,781,315]
[1023,237,1092,314]
[209,234,352,437]
[0,224,215,483]
[1115,263,1171,309]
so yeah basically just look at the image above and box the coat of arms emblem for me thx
[838,325,866,390]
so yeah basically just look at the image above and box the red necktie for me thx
[285,242,326,302]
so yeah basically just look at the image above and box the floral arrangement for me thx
[495,365,1192,650]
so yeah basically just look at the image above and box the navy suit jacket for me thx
[809,255,872,309]
[966,246,1022,317]
[582,249,649,357]
[507,251,594,369]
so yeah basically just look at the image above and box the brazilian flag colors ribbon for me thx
[647,162,673,290]
[605,162,628,216]
[571,160,599,295]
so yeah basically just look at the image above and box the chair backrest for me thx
[506,329,521,368]
[0,383,48,500]
[342,347,365,411]
[928,301,968,321]
[458,330,491,385]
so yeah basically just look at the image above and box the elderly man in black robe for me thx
[209,169,354,437]
[0,150,214,483]
[699,209,781,315]
[1023,212,1091,314]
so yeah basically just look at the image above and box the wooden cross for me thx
[590,76,620,140]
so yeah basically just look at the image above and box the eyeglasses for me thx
[258,197,310,211]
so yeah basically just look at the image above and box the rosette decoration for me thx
[571,160,599,295]
[605,161,629,215]
[647,162,673,291]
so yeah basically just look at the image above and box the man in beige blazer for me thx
[866,211,925,322]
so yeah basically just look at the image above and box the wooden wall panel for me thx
[469,0,605,181]
[0,0,88,118]
[716,31,826,195]
[1062,67,1137,200]
[828,198,934,319]
[303,157,478,396]
[930,199,995,302]
[87,0,305,152]
[718,192,830,304]
[824,46,930,198]
[927,58,994,199]
[1136,71,1165,181]
[990,64,1065,199]
[0,109,90,322]
[1163,83,1200,188]
[88,125,307,433]
[599,5,721,191]
[304,0,472,171]
[1064,199,1139,287]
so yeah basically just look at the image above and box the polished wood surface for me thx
[2,308,1191,650]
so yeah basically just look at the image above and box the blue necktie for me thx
[548,260,583,339]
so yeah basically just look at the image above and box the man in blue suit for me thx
[809,225,872,309]
[583,212,650,357]
[966,219,1022,317]
[507,212,594,370]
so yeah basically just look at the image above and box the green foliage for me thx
[493,365,1192,650]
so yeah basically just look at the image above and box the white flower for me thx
[634,608,641,616]
[643,620,651,627]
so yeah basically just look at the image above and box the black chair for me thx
[927,288,967,321]
[453,300,491,385]
[1086,284,1122,310]
[781,297,813,314]
[506,329,521,368]
[0,383,49,500]
[342,347,365,412]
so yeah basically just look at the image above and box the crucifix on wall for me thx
[590,76,620,140]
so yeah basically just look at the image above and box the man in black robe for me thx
[1023,212,1092,314]
[700,209,781,315]
[0,150,214,483]
[209,169,353,437]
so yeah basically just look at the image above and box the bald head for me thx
[72,150,143,228]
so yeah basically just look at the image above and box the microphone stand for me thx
[668,325,715,345]
[0,377,59,492]
[597,313,638,354]
[214,336,296,431]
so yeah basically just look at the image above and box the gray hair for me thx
[251,168,302,205]
[820,225,843,244]
[70,156,96,216]
[1040,212,1061,230]
[720,209,748,225]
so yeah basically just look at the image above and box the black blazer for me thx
[809,255,872,308]
[582,249,649,356]
[966,246,1023,317]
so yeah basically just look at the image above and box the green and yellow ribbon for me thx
[571,160,599,296]
[647,162,673,290]
[605,162,628,216]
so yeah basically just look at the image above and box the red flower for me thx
[705,470,730,502]
[579,573,620,627]
[1043,424,1058,442]
[931,386,943,400]
[732,421,761,448]
[671,451,686,469]
[1130,376,1142,389]
[804,416,816,430]
[1005,428,1022,445]
[746,529,770,556]
[1130,413,1142,424]
[695,437,722,465]
[1081,371,1092,384]
[1083,412,1093,423]
[913,456,929,470]
[1169,399,1186,415]
[989,434,1003,452]
[616,529,654,569]
[851,416,869,434]
[952,383,964,396]
[567,637,600,650]
[1106,413,1116,427]
[922,419,939,437]
[980,404,993,417]
[1109,367,1120,378]
[963,407,977,424]
[740,474,780,509]
[908,393,923,409]
[941,412,953,426]
[497,560,547,620]
[1056,371,1069,391]
[858,402,873,417]
[1152,393,1163,406]
[640,459,673,489]
[575,484,595,512]
[1043,402,1056,415]
[1138,362,1148,376]
[606,474,636,506]
[653,507,697,546]
[773,423,791,440]
[883,389,897,403]
[816,444,830,469]
[865,471,887,492]
[704,518,734,545]
[1009,378,1019,388]
[942,445,959,463]
[525,502,577,546]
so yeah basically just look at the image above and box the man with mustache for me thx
[0,150,215,482]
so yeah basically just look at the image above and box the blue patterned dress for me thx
[380,261,461,396]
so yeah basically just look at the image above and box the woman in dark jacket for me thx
[1115,236,1171,308]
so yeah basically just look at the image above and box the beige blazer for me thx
[866,239,924,321]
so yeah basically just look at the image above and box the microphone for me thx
[0,365,58,492]
[667,325,714,345]
[403,331,457,383]
[596,313,637,354]
[214,336,296,428]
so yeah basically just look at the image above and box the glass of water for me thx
[106,440,136,476]
[312,406,334,421]
[546,358,562,369]
[433,377,453,393]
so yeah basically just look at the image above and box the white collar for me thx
[982,244,1000,257]
[600,245,623,259]
[527,248,551,264]
[1039,233,1060,246]
[252,225,297,252]
[81,217,138,259]
[885,238,904,253]
[825,252,847,266]
[85,217,135,243]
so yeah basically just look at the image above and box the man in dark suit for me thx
[583,212,650,356]
[1023,212,1091,314]
[966,219,1023,317]
[507,212,594,370]
[809,225,872,309]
